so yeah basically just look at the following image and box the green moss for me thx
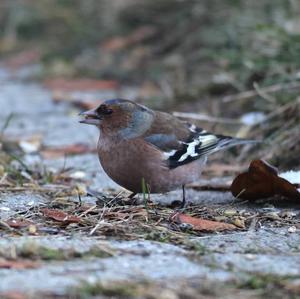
[185,242,208,256]
[18,244,69,260]
[13,243,113,261]
[84,245,113,259]
[239,274,300,290]
[74,282,140,298]
[145,231,170,243]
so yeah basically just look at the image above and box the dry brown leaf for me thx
[41,208,81,224]
[3,50,41,70]
[102,26,156,51]
[0,259,39,269]
[41,144,96,159]
[5,219,34,229]
[231,159,300,200]
[170,212,236,232]
[44,78,118,92]
[137,81,162,99]
[51,90,102,110]
[0,291,28,299]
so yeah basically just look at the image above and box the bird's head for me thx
[79,99,154,138]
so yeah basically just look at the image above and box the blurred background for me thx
[0,0,299,169]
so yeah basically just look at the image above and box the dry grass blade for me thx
[223,81,300,103]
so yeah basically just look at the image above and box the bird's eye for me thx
[97,104,113,115]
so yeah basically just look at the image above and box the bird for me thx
[79,98,256,207]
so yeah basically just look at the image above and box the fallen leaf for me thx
[170,212,236,232]
[231,160,300,200]
[41,208,81,224]
[51,90,102,110]
[41,144,96,159]
[6,219,34,229]
[102,26,157,51]
[0,291,28,299]
[44,78,119,92]
[0,259,39,269]
[102,36,128,51]
[137,81,162,99]
[3,50,41,70]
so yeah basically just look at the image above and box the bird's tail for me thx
[190,132,260,159]
[214,135,259,153]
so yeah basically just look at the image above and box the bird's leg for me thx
[125,192,138,206]
[128,192,137,199]
[180,185,186,209]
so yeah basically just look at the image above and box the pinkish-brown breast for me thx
[97,136,205,193]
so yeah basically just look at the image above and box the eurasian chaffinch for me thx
[80,99,255,207]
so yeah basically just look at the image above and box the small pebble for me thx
[70,171,86,179]
[288,226,297,233]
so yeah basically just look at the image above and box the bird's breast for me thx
[97,137,204,193]
[97,137,166,192]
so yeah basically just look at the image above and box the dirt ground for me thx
[0,65,300,299]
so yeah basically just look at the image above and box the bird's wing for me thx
[144,111,256,169]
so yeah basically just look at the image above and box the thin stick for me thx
[253,82,276,103]
[79,205,97,217]
[89,191,126,235]
[0,220,14,231]
[223,81,300,103]
[89,208,108,236]
[1,113,14,135]
[0,173,8,185]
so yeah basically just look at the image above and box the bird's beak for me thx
[79,108,101,125]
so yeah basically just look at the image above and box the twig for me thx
[0,185,74,193]
[89,209,111,236]
[223,81,300,103]
[260,99,299,123]
[253,82,276,103]
[88,191,125,235]
[79,205,97,217]
[1,113,14,135]
[0,173,8,185]
[8,153,31,173]
[0,220,14,232]
[172,112,242,124]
